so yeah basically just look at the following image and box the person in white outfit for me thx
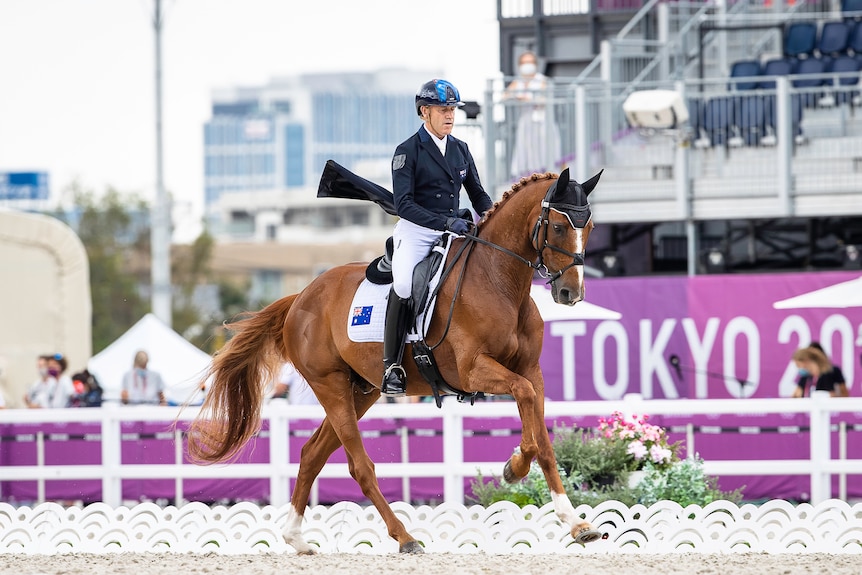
[121,350,166,405]
[505,51,561,179]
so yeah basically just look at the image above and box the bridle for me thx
[467,170,592,290]
[425,170,591,350]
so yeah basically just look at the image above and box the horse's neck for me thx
[474,192,542,299]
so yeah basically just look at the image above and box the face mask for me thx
[519,62,537,76]
[48,368,60,377]
[798,368,810,377]
[136,368,147,378]
[39,367,49,377]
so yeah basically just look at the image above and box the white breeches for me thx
[391,219,443,298]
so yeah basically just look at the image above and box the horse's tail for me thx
[187,294,297,464]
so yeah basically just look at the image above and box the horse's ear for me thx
[550,168,570,202]
[580,169,603,197]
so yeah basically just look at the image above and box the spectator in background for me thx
[792,344,849,397]
[505,50,561,180]
[121,350,167,406]
[269,363,317,405]
[24,353,75,408]
[70,369,103,407]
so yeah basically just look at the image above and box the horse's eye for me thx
[552,224,563,234]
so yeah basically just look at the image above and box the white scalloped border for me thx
[1,500,861,555]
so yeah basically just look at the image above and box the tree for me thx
[56,183,151,353]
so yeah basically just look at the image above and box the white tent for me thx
[772,276,862,309]
[530,284,622,321]
[87,313,212,404]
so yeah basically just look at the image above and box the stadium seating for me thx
[826,54,862,105]
[700,97,735,147]
[760,57,795,88]
[792,57,828,108]
[849,21,862,57]
[784,21,818,59]
[733,95,766,146]
[817,21,851,58]
[729,59,762,90]
[843,0,862,19]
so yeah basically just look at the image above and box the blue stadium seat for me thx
[734,96,766,146]
[843,0,862,19]
[701,97,734,147]
[793,57,828,108]
[818,21,851,57]
[763,93,804,143]
[760,57,795,89]
[785,21,818,58]
[730,59,762,90]
[827,55,862,104]
[849,21,862,56]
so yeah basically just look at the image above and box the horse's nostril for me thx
[559,289,571,303]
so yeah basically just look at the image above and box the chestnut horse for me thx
[188,168,603,553]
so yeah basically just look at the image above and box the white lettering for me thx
[593,321,629,400]
[820,314,855,391]
[550,321,587,400]
[681,317,720,399]
[639,319,679,399]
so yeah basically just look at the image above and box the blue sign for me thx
[0,171,50,200]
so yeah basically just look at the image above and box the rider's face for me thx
[423,105,456,139]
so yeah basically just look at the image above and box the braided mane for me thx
[478,172,558,227]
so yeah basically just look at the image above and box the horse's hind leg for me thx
[309,374,422,554]
[283,384,380,554]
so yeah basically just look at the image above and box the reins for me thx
[420,171,592,350]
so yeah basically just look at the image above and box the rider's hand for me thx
[446,217,470,235]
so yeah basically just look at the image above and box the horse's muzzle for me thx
[553,285,585,306]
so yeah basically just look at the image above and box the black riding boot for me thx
[382,289,410,397]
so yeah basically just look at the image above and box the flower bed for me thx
[470,412,742,508]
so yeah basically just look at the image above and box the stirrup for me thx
[381,364,407,396]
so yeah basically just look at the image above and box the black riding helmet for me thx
[415,79,465,117]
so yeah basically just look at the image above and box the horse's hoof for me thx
[295,548,317,556]
[573,527,603,545]
[502,459,518,484]
[399,540,425,554]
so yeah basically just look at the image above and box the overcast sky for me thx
[0,0,500,241]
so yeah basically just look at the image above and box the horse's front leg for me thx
[468,356,601,544]
[521,364,602,544]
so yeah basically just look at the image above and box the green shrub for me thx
[467,418,743,508]
[635,457,744,507]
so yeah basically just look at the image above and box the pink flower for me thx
[650,444,672,464]
[627,440,647,460]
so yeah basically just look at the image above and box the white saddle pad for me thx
[346,234,453,343]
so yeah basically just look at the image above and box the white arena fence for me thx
[1,392,861,507]
[1,499,861,554]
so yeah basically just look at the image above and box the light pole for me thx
[150,0,172,327]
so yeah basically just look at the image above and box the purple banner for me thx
[540,270,862,401]
[2,271,861,505]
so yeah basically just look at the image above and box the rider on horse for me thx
[382,79,494,397]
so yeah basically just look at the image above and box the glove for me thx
[446,217,470,235]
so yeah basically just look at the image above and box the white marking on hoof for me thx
[282,506,315,554]
[551,492,577,526]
